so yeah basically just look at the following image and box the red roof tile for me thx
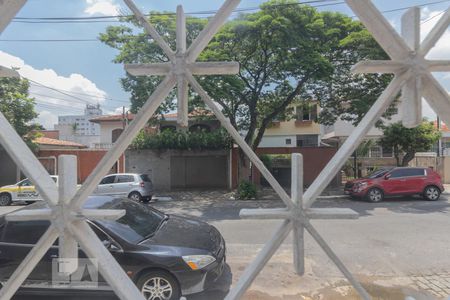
[433,120,449,132]
[34,137,87,148]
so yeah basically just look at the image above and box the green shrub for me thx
[237,180,257,200]
[259,154,273,170]
[131,128,232,150]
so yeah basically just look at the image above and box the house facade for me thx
[259,102,321,148]
[90,113,135,149]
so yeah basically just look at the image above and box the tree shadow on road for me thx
[312,196,450,217]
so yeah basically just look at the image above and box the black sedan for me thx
[0,197,226,300]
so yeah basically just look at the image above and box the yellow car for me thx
[0,176,58,206]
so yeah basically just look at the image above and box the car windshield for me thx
[97,200,166,244]
[365,169,391,179]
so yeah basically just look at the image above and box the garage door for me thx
[170,156,228,189]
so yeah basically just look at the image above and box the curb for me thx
[317,195,348,199]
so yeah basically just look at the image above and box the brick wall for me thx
[38,149,125,183]
[231,147,338,188]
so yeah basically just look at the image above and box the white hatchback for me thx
[94,173,154,202]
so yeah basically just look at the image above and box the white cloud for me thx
[36,110,58,129]
[420,8,450,120]
[114,106,129,114]
[420,9,450,60]
[84,0,120,16]
[0,51,109,129]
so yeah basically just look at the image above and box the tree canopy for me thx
[0,77,40,146]
[379,121,441,167]
[100,0,392,150]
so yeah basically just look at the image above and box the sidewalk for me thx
[444,184,450,195]
[225,247,448,300]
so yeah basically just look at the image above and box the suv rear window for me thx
[140,175,151,182]
[3,220,50,244]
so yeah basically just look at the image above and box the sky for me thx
[0,0,449,129]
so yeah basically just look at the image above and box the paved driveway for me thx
[4,194,450,299]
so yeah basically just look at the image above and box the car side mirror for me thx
[102,239,120,252]
[384,174,391,180]
[102,239,112,248]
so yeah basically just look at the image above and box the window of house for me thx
[111,128,124,143]
[382,146,393,157]
[369,146,382,158]
[286,138,292,145]
[296,135,318,147]
[295,104,317,121]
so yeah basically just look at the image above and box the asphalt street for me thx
[5,194,450,299]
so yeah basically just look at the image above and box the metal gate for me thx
[171,156,228,189]
[0,0,449,300]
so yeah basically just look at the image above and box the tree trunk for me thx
[237,151,251,183]
[401,151,415,166]
[393,147,401,166]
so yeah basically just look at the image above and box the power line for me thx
[28,78,102,104]
[35,101,85,112]
[30,91,98,106]
[1,0,448,42]
[0,39,98,42]
[26,78,129,112]
[421,8,449,24]
[29,82,130,104]
[10,0,450,22]
[11,0,338,21]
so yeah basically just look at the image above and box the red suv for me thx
[345,167,444,202]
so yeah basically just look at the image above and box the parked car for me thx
[0,197,226,299]
[0,176,58,206]
[345,167,444,202]
[94,173,153,202]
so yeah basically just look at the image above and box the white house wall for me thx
[99,122,124,144]
[322,113,402,140]
[259,135,297,148]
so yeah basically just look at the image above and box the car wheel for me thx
[137,270,181,300]
[128,191,142,202]
[423,185,441,201]
[366,188,384,203]
[0,193,12,206]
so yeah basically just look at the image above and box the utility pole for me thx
[437,115,442,157]
[122,106,126,130]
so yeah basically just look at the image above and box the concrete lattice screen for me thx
[0,1,449,300]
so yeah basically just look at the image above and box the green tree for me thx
[0,77,38,136]
[99,1,375,151]
[379,121,441,167]
[315,15,399,128]
[200,1,374,149]
[100,13,207,118]
[0,77,40,149]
